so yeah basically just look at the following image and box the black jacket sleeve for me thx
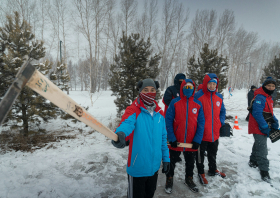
[163,87,173,106]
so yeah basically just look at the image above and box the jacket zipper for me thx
[184,98,189,152]
[211,93,214,142]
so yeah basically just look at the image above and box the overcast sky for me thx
[155,0,280,43]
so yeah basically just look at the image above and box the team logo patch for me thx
[192,108,197,114]
[216,101,220,107]
[256,101,261,104]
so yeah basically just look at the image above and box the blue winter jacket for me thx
[115,98,170,177]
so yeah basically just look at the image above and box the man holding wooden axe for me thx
[111,79,170,198]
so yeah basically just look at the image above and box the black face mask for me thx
[262,85,274,95]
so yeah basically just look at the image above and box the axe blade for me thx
[0,61,35,126]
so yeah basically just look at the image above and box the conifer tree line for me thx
[1,0,279,92]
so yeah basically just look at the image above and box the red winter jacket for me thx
[165,79,205,152]
[194,74,226,142]
[248,87,276,135]
[197,84,203,91]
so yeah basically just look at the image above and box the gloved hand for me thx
[111,132,126,148]
[260,127,271,137]
[169,140,178,148]
[191,141,200,150]
[162,162,170,174]
[271,120,279,129]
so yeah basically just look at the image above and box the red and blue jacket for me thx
[194,73,226,142]
[165,79,205,152]
[249,87,278,135]
[115,98,170,177]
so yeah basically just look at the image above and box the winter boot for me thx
[260,170,271,183]
[165,177,173,194]
[208,170,226,178]
[198,173,208,185]
[185,176,199,193]
[248,160,258,168]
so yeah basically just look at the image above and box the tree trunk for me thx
[22,104,28,136]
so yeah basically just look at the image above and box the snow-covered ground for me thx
[1,89,280,198]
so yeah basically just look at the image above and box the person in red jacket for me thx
[165,79,205,193]
[248,77,278,183]
[194,73,226,185]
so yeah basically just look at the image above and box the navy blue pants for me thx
[166,149,196,178]
[196,140,219,174]
[127,171,158,198]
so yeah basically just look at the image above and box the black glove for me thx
[169,140,178,148]
[162,162,170,174]
[111,132,126,148]
[191,141,200,150]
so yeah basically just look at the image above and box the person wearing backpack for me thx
[246,85,257,121]
[165,79,205,193]
[248,77,279,183]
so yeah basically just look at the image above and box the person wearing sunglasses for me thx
[194,73,226,185]
[165,79,205,193]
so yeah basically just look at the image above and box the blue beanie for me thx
[208,78,217,84]
[263,77,276,86]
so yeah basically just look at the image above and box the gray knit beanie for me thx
[137,78,157,93]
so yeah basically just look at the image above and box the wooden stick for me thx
[26,69,119,141]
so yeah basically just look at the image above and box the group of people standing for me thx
[111,73,278,198]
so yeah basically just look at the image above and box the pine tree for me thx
[187,43,229,93]
[0,12,57,135]
[260,55,280,105]
[54,60,70,92]
[109,33,161,117]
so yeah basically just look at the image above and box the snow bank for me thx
[1,89,280,197]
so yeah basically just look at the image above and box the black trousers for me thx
[166,149,196,178]
[127,171,158,198]
[196,140,219,174]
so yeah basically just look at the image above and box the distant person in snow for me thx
[228,86,233,99]
[165,79,205,194]
[194,73,226,185]
[162,73,186,117]
[248,77,278,183]
[111,78,170,198]
[271,87,277,107]
[246,85,257,121]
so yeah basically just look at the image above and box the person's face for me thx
[141,86,156,93]
[265,84,275,91]
[207,82,216,91]
[252,88,257,91]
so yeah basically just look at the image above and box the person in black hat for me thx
[246,85,257,121]
[248,77,279,183]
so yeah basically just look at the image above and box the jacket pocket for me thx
[132,153,138,167]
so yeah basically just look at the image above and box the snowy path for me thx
[1,89,280,197]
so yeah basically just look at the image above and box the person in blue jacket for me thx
[111,78,170,198]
